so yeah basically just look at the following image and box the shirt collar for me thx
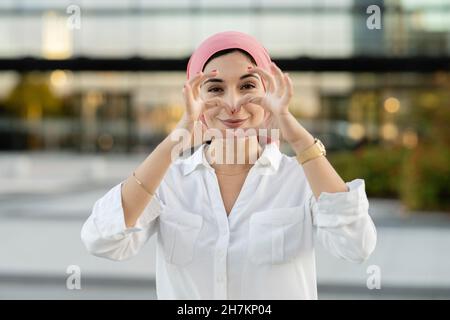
[181,140,282,176]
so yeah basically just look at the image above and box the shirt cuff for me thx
[134,185,164,229]
[93,180,163,239]
[310,178,370,228]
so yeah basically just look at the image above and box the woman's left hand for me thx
[245,62,294,118]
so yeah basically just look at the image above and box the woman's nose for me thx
[223,94,241,114]
[227,94,254,114]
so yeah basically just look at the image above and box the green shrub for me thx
[329,144,450,212]
[328,145,408,198]
[400,143,450,211]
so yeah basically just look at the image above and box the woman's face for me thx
[200,51,267,135]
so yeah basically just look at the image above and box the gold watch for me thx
[296,138,326,165]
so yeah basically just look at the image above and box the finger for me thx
[199,117,209,142]
[280,72,294,106]
[246,96,267,111]
[234,94,257,113]
[214,99,235,114]
[265,113,276,132]
[204,97,230,112]
[203,99,220,111]
[270,62,285,97]
[182,83,195,113]
[247,67,276,94]
[194,71,219,98]
[264,109,272,124]
[254,109,272,142]
[204,97,228,107]
[190,119,208,147]
[238,93,258,105]
[190,70,218,98]
[259,109,272,128]
[184,73,203,104]
[187,71,204,88]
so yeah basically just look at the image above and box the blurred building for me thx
[0,0,449,153]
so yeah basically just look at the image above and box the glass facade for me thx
[0,0,449,153]
[0,0,449,58]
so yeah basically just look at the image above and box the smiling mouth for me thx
[219,118,248,128]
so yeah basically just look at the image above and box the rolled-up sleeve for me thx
[308,178,377,263]
[80,180,164,261]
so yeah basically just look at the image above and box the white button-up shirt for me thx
[81,141,377,300]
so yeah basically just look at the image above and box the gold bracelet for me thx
[132,171,154,196]
[295,138,326,165]
[297,152,324,165]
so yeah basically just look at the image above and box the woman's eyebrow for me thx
[239,74,260,81]
[202,74,260,86]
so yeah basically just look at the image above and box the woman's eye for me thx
[208,87,223,93]
[241,83,256,90]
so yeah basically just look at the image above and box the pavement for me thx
[1,151,450,300]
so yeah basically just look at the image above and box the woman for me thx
[81,31,377,300]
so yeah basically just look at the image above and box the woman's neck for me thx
[205,136,263,173]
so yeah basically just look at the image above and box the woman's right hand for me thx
[181,70,227,123]
[179,70,230,145]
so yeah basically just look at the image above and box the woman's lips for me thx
[219,118,248,128]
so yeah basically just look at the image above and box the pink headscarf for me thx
[186,31,272,81]
[186,31,278,146]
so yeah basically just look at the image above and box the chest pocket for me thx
[248,206,305,265]
[159,208,203,266]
